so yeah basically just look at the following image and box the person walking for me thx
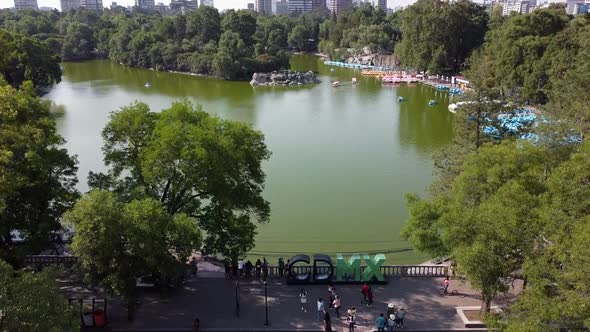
[224,259,230,279]
[347,309,356,332]
[387,314,396,331]
[443,276,450,295]
[332,295,341,318]
[367,286,374,307]
[245,260,253,278]
[278,258,285,277]
[285,259,291,278]
[238,259,244,278]
[361,283,369,303]
[255,259,262,279]
[396,307,406,328]
[192,317,200,332]
[376,313,386,332]
[328,285,336,309]
[190,257,198,277]
[299,289,308,312]
[317,298,325,321]
[323,309,332,332]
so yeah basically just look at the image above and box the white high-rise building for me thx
[276,0,289,14]
[328,0,352,14]
[14,0,38,10]
[61,0,81,11]
[200,0,214,7]
[502,0,529,14]
[255,0,272,14]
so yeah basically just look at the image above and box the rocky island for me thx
[250,70,321,87]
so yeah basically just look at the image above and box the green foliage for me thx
[0,29,61,88]
[0,260,79,331]
[395,0,488,74]
[62,22,96,61]
[65,190,201,319]
[89,101,270,260]
[0,83,78,267]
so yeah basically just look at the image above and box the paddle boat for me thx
[352,77,358,85]
[428,100,438,106]
[144,82,151,88]
[332,81,341,87]
[398,96,406,102]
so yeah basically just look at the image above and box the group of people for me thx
[224,257,292,280]
[376,303,406,331]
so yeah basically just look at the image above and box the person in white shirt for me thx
[238,259,244,278]
[299,289,307,312]
[317,298,325,321]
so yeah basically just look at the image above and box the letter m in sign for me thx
[336,254,361,281]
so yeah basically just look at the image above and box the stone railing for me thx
[24,255,448,278]
[265,265,447,278]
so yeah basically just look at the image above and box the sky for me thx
[2,0,406,11]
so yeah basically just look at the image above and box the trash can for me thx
[94,309,106,327]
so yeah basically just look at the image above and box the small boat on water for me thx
[332,81,341,87]
[144,82,151,88]
[352,77,358,85]
[330,68,335,72]
[398,96,406,102]
[428,100,438,106]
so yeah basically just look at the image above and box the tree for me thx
[0,260,79,331]
[88,101,271,261]
[402,143,548,314]
[221,9,257,47]
[0,82,78,268]
[288,25,309,51]
[0,29,61,88]
[65,190,201,320]
[62,22,97,61]
[186,6,221,44]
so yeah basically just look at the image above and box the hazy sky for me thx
[2,0,404,11]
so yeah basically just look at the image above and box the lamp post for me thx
[264,280,269,326]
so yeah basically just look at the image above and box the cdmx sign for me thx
[286,253,387,285]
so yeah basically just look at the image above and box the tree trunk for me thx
[480,295,492,315]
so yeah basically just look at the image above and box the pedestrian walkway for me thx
[102,275,521,331]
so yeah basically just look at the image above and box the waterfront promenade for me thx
[89,260,521,331]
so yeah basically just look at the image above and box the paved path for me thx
[101,275,521,331]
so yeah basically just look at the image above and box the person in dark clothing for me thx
[323,310,332,332]
[278,258,285,277]
[255,259,262,279]
[245,260,253,278]
[231,260,238,279]
[367,287,373,307]
[285,259,291,278]
[224,260,230,279]
[192,317,200,332]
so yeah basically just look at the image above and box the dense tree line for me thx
[402,7,590,330]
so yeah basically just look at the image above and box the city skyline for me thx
[3,0,404,11]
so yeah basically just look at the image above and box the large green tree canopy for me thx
[0,82,78,267]
[89,101,271,260]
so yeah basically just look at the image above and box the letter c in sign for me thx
[289,255,311,282]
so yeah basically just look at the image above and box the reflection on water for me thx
[46,55,453,264]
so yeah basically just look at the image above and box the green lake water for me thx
[46,54,454,264]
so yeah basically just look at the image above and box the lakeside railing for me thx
[24,255,447,278]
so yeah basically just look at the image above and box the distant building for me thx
[110,1,126,11]
[276,0,289,14]
[155,2,168,12]
[136,0,155,10]
[328,0,352,14]
[247,2,255,10]
[200,0,214,7]
[566,0,590,14]
[169,0,199,11]
[61,0,80,11]
[14,0,38,10]
[80,0,103,10]
[502,0,529,14]
[289,0,325,13]
[376,0,387,10]
[255,0,272,14]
